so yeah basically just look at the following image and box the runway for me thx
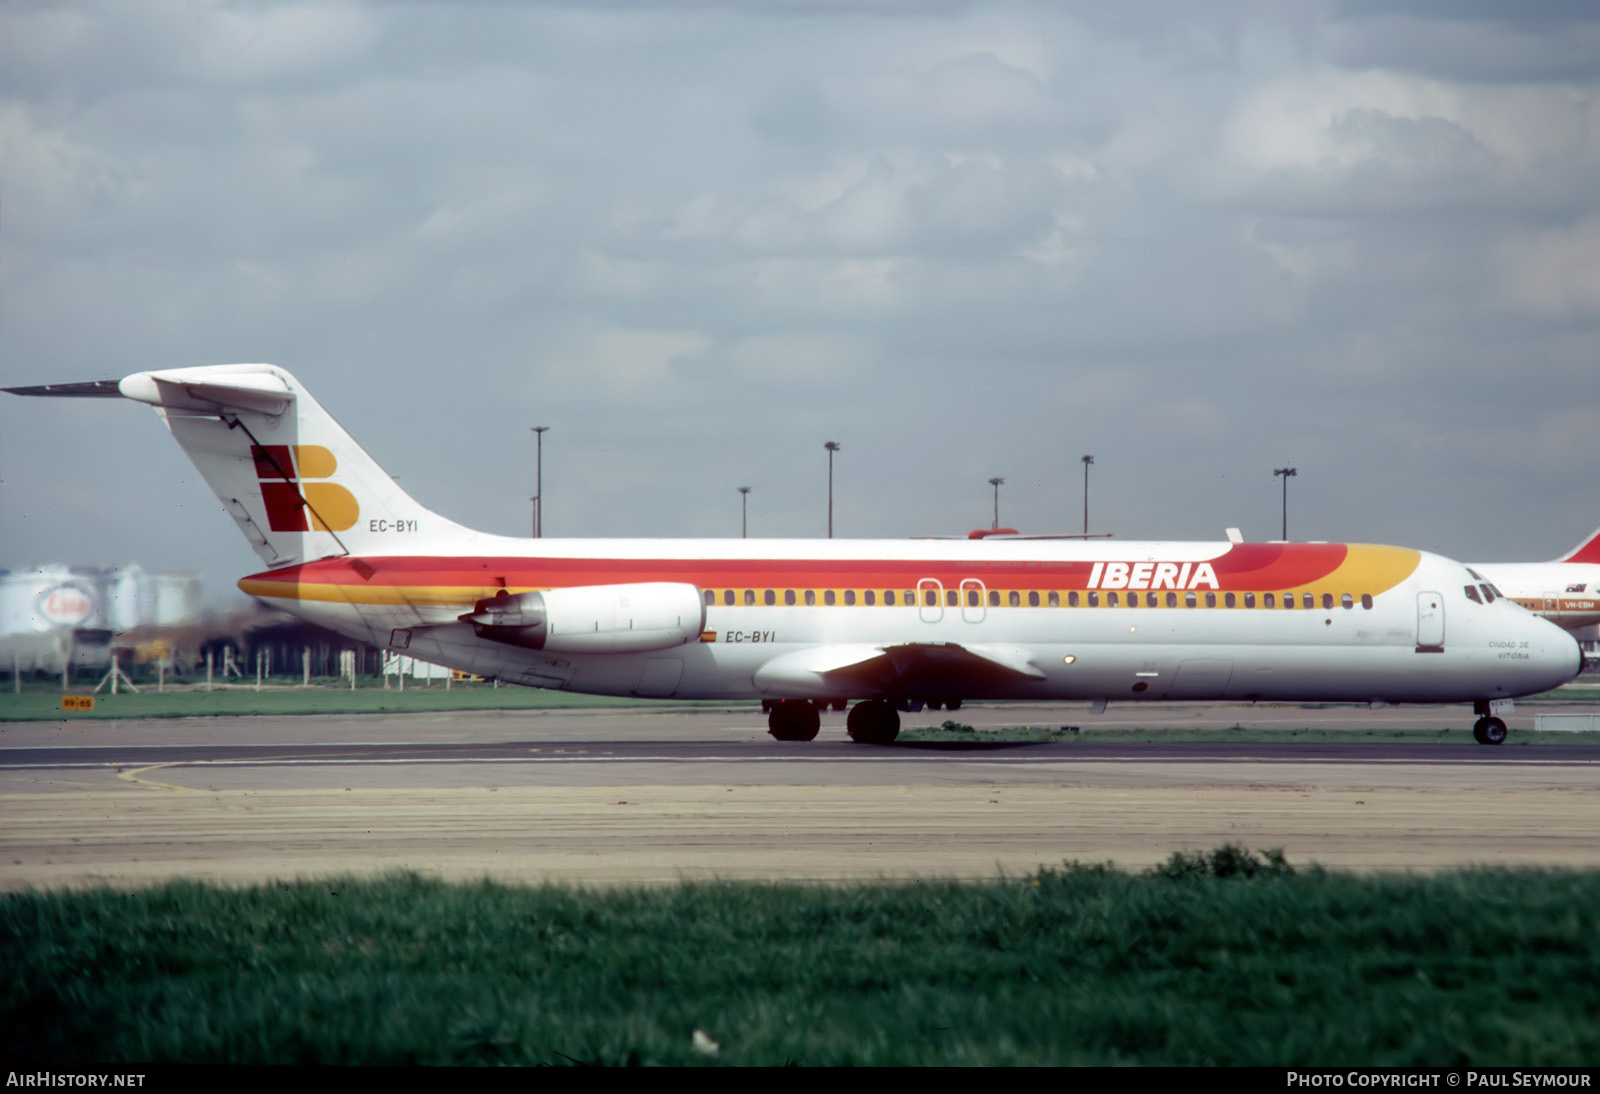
[3,702,1598,889]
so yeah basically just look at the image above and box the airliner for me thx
[6,365,1582,746]
[1470,529,1600,635]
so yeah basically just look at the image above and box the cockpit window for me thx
[1480,584,1496,603]
[1464,585,1482,604]
[1467,568,1486,581]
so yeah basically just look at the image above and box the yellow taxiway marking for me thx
[115,763,203,793]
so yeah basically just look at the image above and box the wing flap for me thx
[754,641,1044,698]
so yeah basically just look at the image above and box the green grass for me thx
[0,683,736,721]
[5,850,1598,1065]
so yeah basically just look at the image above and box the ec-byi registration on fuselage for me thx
[6,365,1582,746]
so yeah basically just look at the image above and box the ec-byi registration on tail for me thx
[7,364,1583,746]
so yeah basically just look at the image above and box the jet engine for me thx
[460,582,706,654]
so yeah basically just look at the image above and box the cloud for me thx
[1497,215,1600,319]
[3,0,1599,583]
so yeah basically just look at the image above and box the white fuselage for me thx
[247,536,1581,706]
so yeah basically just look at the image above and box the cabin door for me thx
[1416,591,1445,651]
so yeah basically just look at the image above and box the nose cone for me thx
[1522,616,1584,695]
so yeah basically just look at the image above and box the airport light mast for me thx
[531,426,550,537]
[1274,466,1297,540]
[1081,454,1094,535]
[824,441,840,538]
[989,476,1005,530]
[739,485,751,538]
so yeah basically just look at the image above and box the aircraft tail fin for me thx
[1559,526,1600,565]
[7,364,471,568]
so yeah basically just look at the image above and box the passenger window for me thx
[1086,591,1098,607]
[864,590,875,606]
[803,589,815,606]
[904,591,914,605]
[1341,593,1353,609]
[967,589,980,607]
[987,590,999,607]
[1321,593,1333,610]
[724,589,735,606]
[785,590,796,606]
[1205,592,1217,608]
[844,590,855,606]
[946,590,958,608]
[1361,594,1373,609]
[1185,592,1197,608]
[744,589,755,606]
[1068,591,1079,607]
[1283,594,1294,609]
[1028,591,1040,607]
[824,590,835,606]
[1302,593,1314,609]
[884,591,895,606]
[1244,593,1255,608]
[1009,590,1021,607]
[764,590,775,606]
[704,590,715,607]
[1147,592,1158,607]
[1264,593,1275,608]
[924,589,937,607]
[1048,591,1060,607]
[1224,592,1236,608]
[1107,591,1120,607]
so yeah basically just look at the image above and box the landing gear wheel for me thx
[847,700,901,745]
[1473,716,1507,746]
[767,700,821,742]
[927,699,943,711]
[944,698,962,712]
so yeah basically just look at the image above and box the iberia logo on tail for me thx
[252,444,360,532]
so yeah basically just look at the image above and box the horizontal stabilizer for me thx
[3,380,124,398]
[118,368,295,416]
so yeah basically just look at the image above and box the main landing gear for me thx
[846,700,900,745]
[764,698,903,744]
[766,700,821,742]
[1472,716,1508,746]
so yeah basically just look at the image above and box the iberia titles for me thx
[1085,561,1219,591]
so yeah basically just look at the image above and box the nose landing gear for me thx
[1472,716,1508,746]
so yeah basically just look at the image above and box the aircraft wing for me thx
[753,641,1046,697]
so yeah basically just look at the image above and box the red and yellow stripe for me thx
[238,544,1420,607]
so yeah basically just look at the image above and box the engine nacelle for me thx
[461,582,706,654]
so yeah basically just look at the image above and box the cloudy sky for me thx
[3,0,1598,604]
